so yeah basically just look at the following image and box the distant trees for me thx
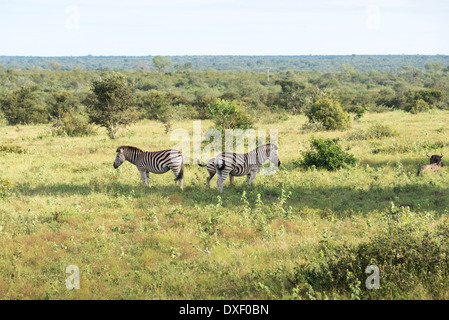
[152,55,173,73]
[425,62,443,73]
[0,58,448,134]
[87,72,139,139]
[49,61,62,71]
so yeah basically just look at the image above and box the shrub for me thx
[0,110,6,126]
[300,136,357,171]
[346,104,369,120]
[137,90,174,133]
[366,123,397,139]
[138,90,172,120]
[193,94,217,120]
[0,86,47,125]
[0,144,24,154]
[207,99,253,132]
[51,112,96,137]
[0,177,12,198]
[347,124,397,141]
[293,209,449,299]
[306,98,352,131]
[407,99,431,114]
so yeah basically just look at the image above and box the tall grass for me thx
[0,111,449,299]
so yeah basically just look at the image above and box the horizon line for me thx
[1,53,448,58]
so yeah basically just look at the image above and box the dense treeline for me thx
[1,64,448,136]
[1,55,449,73]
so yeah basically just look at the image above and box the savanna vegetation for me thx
[1,55,449,300]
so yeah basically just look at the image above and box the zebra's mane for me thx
[117,145,143,153]
[260,143,277,150]
[251,143,278,153]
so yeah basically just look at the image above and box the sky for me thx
[0,0,448,56]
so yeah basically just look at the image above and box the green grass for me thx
[1,110,449,299]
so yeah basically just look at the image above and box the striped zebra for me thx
[113,146,184,189]
[199,144,280,192]
[197,158,235,188]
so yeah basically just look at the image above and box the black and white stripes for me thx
[198,144,281,192]
[113,146,184,189]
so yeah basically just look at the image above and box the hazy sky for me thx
[0,0,448,56]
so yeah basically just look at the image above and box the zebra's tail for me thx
[197,160,207,167]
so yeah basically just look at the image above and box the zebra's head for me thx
[113,147,126,169]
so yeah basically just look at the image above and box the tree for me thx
[207,99,253,132]
[275,80,307,114]
[138,90,174,133]
[48,91,95,137]
[87,72,139,139]
[425,62,443,73]
[0,86,47,125]
[306,98,352,131]
[49,61,62,71]
[152,55,172,73]
[48,91,80,124]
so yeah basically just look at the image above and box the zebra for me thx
[202,144,280,193]
[113,146,184,189]
[197,158,235,188]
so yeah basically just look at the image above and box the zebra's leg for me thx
[206,172,215,188]
[146,171,151,187]
[173,175,184,190]
[216,168,231,193]
[169,165,183,190]
[139,170,148,187]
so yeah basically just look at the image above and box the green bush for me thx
[293,209,449,299]
[346,104,369,120]
[306,98,352,131]
[300,136,357,171]
[138,90,172,120]
[193,94,218,120]
[0,86,47,125]
[407,99,431,114]
[51,112,96,137]
[0,144,24,154]
[0,177,12,198]
[0,110,6,126]
[366,123,397,139]
[347,123,397,141]
[207,99,253,132]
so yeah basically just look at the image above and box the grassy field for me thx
[1,110,449,300]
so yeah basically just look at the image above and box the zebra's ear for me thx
[116,147,122,153]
